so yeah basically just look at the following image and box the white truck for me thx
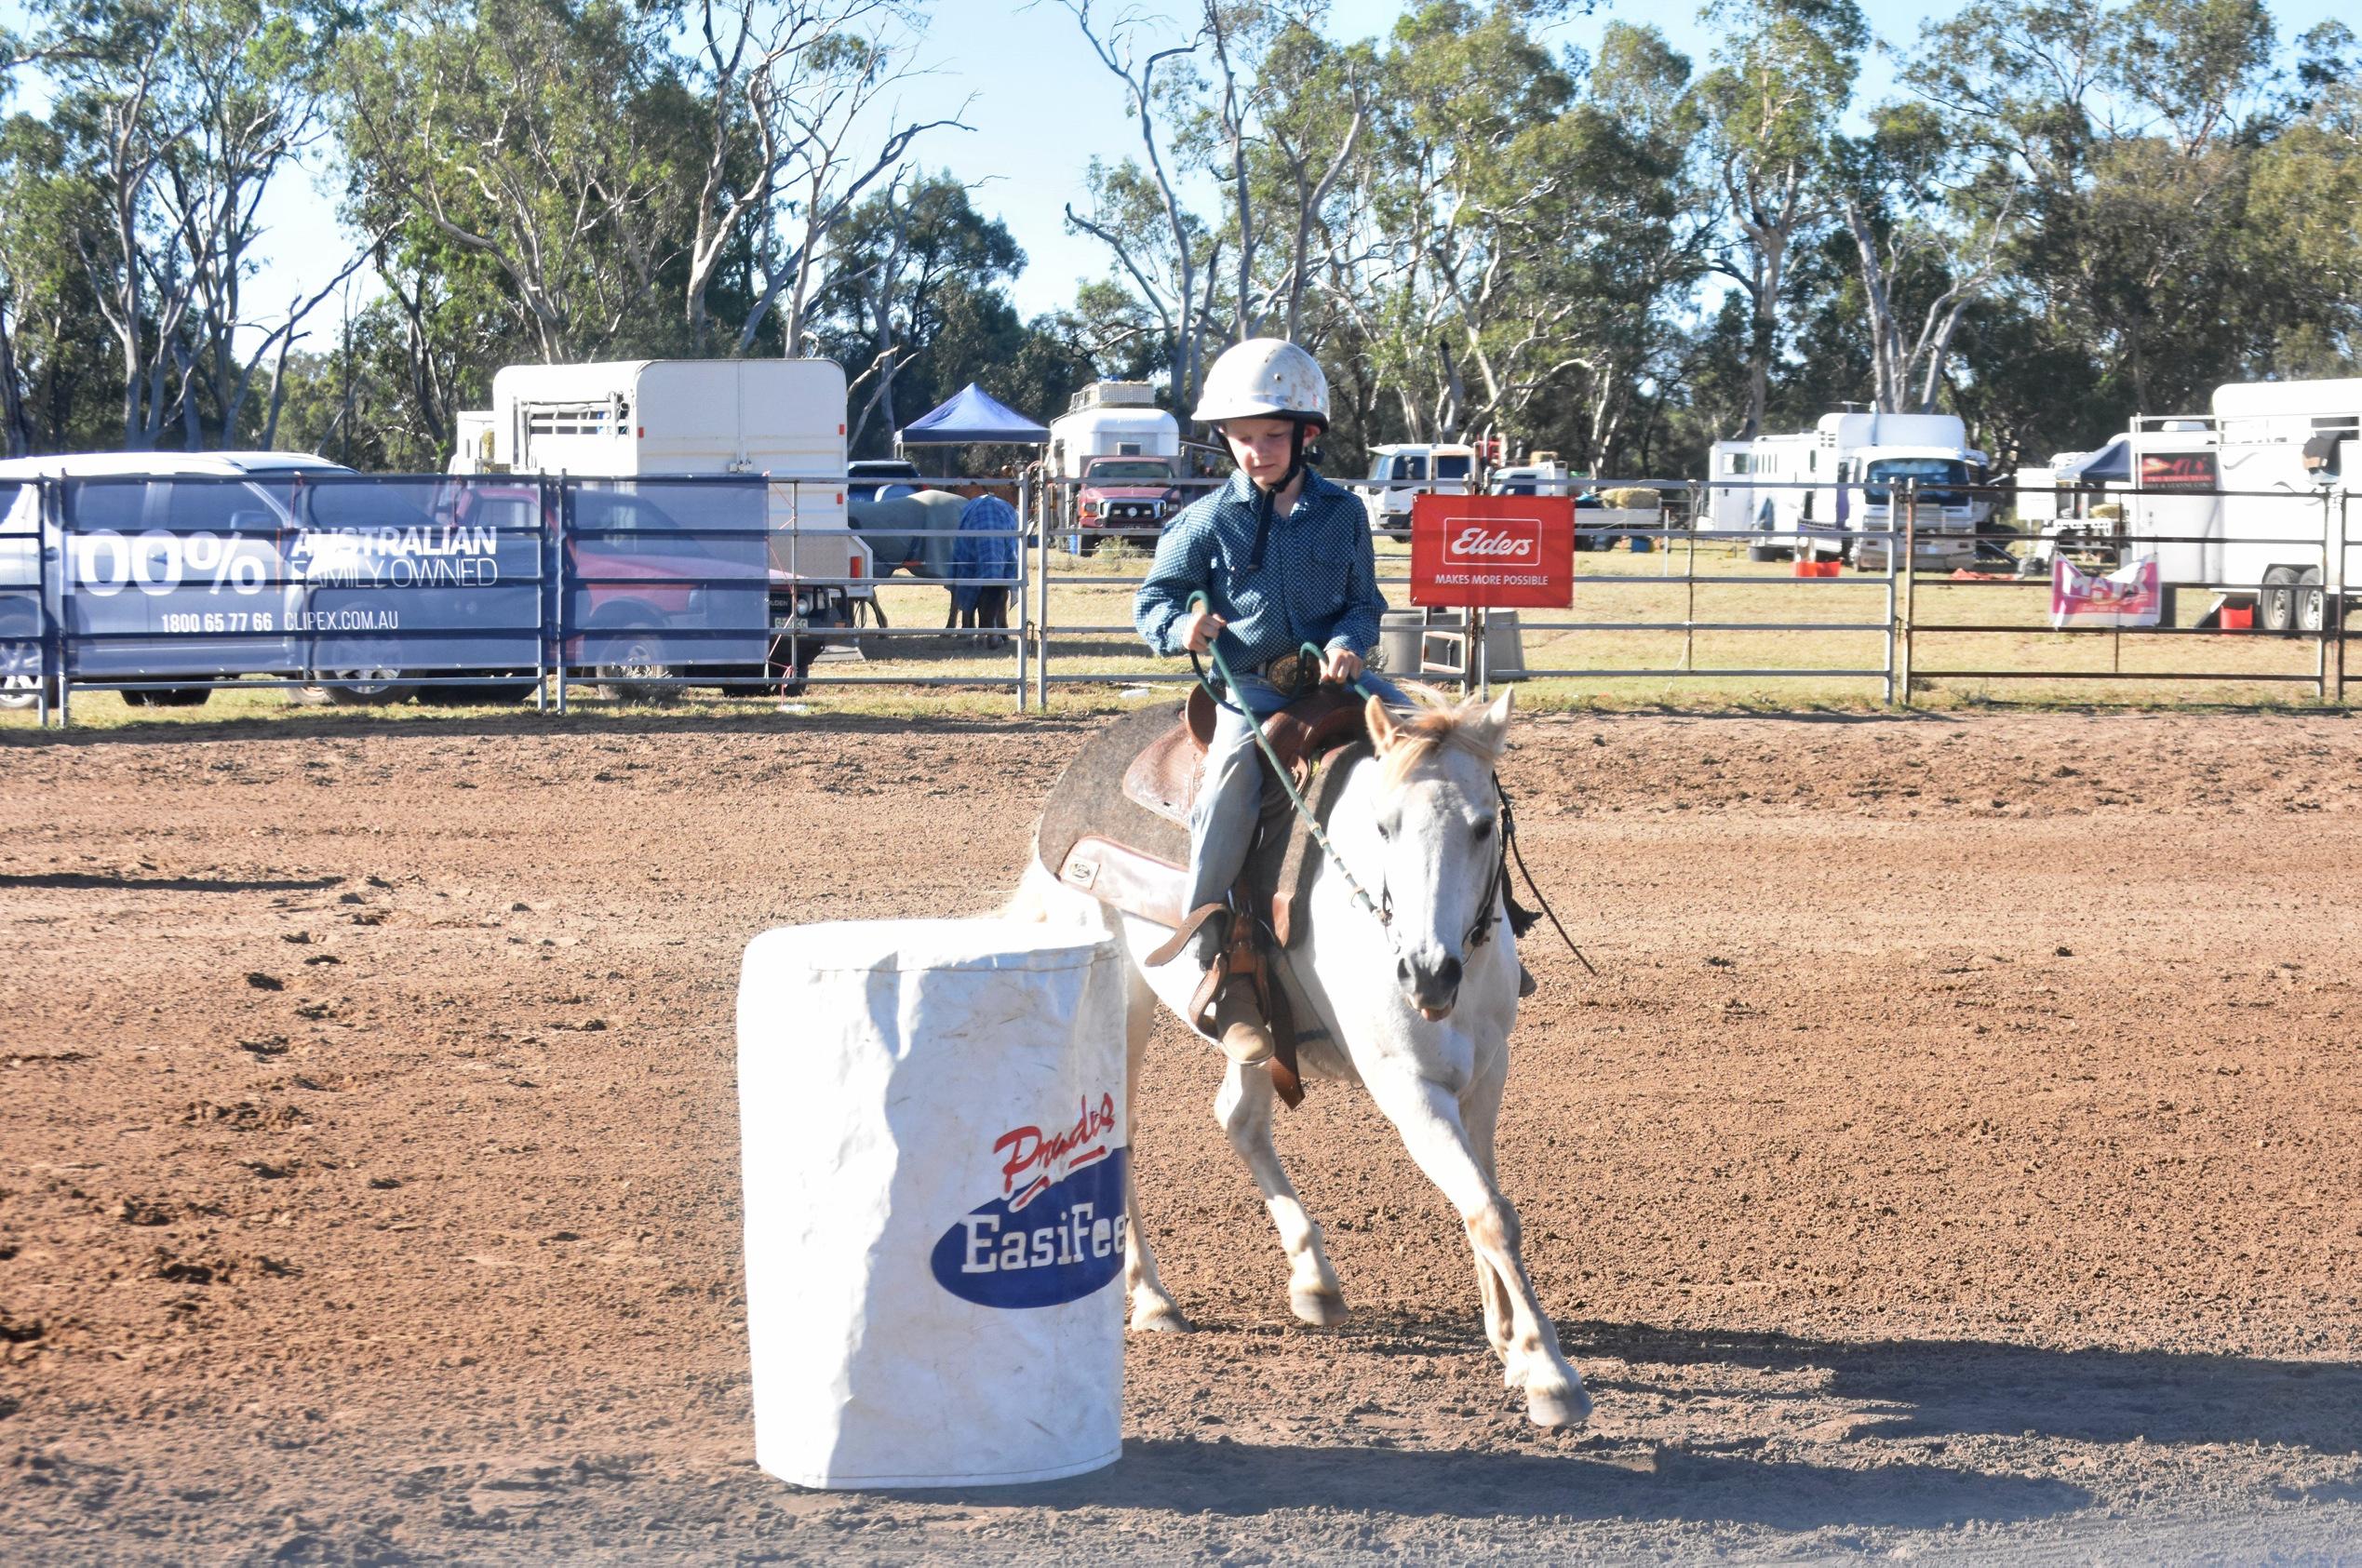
[1709,410,1993,569]
[1045,382,1183,537]
[1359,442,1478,531]
[450,358,870,677]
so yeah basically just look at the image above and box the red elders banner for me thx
[1409,494,1575,609]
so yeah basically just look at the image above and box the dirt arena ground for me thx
[3,704,2360,1565]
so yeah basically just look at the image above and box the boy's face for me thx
[1221,418,1302,489]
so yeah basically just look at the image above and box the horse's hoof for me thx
[1130,1302,1192,1333]
[1289,1287,1347,1327]
[1523,1382,1591,1429]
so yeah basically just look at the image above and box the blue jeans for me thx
[1184,668,1406,933]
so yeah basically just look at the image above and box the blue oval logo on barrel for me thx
[931,1097,1129,1309]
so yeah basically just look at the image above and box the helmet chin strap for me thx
[1244,421,1310,572]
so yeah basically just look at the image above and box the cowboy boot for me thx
[1210,975,1275,1066]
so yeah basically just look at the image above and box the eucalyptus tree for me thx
[1694,0,1865,438]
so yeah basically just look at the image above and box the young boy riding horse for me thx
[1134,338,1405,1066]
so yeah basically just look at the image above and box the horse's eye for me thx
[1376,819,1393,840]
[1473,816,1496,840]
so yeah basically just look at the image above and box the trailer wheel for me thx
[2297,569,2327,636]
[1747,543,1780,563]
[2259,566,2299,635]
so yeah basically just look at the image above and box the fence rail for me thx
[2,468,2355,726]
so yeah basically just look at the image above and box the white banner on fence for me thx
[2052,553,2163,629]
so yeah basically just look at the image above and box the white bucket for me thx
[736,918,1130,1489]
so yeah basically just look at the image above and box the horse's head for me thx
[1362,686,1513,1021]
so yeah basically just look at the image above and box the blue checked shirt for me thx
[1134,469,1385,672]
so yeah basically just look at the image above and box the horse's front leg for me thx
[1363,1064,1589,1428]
[1121,970,1189,1333]
[1215,1062,1347,1326]
[1460,1052,1517,1364]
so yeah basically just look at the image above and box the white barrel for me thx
[736,918,1130,1489]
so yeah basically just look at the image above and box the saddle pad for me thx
[1037,704,1193,888]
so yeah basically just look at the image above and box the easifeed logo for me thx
[929,1095,1129,1309]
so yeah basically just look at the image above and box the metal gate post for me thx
[54,477,73,729]
[1683,480,1698,673]
[1014,471,1031,711]
[1034,478,1053,710]
[1879,475,1896,705]
[37,477,57,728]
[2324,486,2344,704]
[1897,479,1917,706]
[534,476,551,714]
[553,474,570,714]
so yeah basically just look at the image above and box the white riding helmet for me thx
[1192,338,1330,432]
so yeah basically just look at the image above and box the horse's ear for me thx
[1365,693,1399,752]
[1471,688,1513,756]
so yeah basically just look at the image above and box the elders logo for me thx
[1443,519,1539,564]
[929,1094,1129,1309]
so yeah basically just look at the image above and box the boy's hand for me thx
[1322,647,1363,684]
[1183,608,1226,654]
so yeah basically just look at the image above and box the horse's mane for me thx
[1376,684,1504,795]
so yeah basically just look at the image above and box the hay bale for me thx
[1599,487,1661,510]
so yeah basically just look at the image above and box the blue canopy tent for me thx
[2060,437,2130,485]
[893,383,1050,451]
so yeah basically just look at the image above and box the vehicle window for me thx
[161,479,285,533]
[1402,456,1428,483]
[1365,455,1392,482]
[0,482,28,534]
[1864,458,1969,506]
[1435,455,1470,480]
[69,479,148,531]
[1086,461,1174,482]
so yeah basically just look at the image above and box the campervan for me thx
[449,358,870,650]
[1708,410,1992,569]
[1045,382,1183,535]
[1361,443,1478,531]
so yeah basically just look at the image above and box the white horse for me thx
[1020,685,1590,1428]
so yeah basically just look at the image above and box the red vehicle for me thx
[448,482,798,698]
[1072,457,1182,554]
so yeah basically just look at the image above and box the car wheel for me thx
[2259,566,2298,635]
[122,686,213,708]
[597,630,677,704]
[0,629,41,710]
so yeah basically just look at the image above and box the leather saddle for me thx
[1034,686,1375,1106]
[1036,684,1370,943]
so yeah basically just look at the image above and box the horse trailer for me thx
[449,359,872,677]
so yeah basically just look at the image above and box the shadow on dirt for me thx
[929,1439,2089,1529]
[0,872,348,893]
[1572,1320,2362,1455]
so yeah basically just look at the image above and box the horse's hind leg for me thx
[1363,1064,1589,1428]
[1121,970,1189,1333]
[1214,1062,1346,1326]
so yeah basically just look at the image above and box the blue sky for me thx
[2,0,2350,341]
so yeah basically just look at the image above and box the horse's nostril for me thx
[1435,957,1462,993]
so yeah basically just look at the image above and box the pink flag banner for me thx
[2051,553,2162,629]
